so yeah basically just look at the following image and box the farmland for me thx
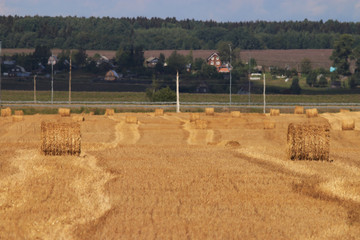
[0,109,360,239]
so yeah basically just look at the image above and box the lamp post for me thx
[48,53,57,104]
[228,44,232,107]
[0,40,2,106]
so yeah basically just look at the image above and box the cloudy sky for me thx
[0,0,359,22]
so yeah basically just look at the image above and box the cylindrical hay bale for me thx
[190,113,200,122]
[294,106,304,114]
[306,108,318,118]
[287,123,330,161]
[263,120,276,129]
[231,111,241,118]
[342,119,355,130]
[125,116,138,124]
[14,110,24,116]
[195,119,208,129]
[12,115,24,122]
[105,109,115,116]
[270,109,280,116]
[1,107,12,117]
[72,115,85,122]
[155,108,164,116]
[340,109,350,113]
[41,121,81,156]
[58,108,71,117]
[205,108,214,116]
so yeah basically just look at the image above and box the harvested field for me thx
[0,111,360,239]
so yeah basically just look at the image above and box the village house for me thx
[207,52,222,69]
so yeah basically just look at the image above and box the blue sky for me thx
[1,0,359,22]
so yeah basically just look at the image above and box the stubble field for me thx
[0,110,360,239]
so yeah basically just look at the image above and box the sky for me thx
[0,0,359,22]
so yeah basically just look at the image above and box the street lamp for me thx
[48,54,57,104]
[228,44,232,107]
[0,40,2,105]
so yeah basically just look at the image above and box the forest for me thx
[1,15,360,50]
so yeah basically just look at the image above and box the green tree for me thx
[300,58,312,75]
[330,34,354,76]
[290,76,301,94]
[306,71,317,87]
[72,48,87,67]
[166,51,186,73]
[318,75,328,87]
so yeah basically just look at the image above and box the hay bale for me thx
[231,111,241,118]
[342,119,355,130]
[195,119,207,129]
[1,107,12,117]
[155,108,164,116]
[270,109,280,116]
[41,121,81,156]
[294,106,304,114]
[105,109,115,116]
[225,140,240,147]
[72,115,85,122]
[14,110,24,116]
[125,116,138,124]
[287,123,330,161]
[89,111,94,116]
[205,108,214,116]
[190,113,200,122]
[306,108,318,118]
[58,108,71,117]
[263,120,276,129]
[12,115,24,122]
[340,109,350,113]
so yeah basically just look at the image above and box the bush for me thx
[289,76,301,94]
[148,86,176,102]
[318,75,328,87]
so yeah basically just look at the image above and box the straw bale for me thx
[294,106,304,114]
[225,140,241,147]
[14,110,24,116]
[205,108,214,116]
[270,109,280,116]
[306,108,318,118]
[41,121,81,156]
[195,119,208,129]
[1,107,12,117]
[340,109,350,113]
[126,116,138,124]
[287,123,330,161]
[58,108,71,117]
[105,109,115,116]
[72,115,85,122]
[263,120,276,129]
[155,108,164,116]
[190,113,200,122]
[89,111,94,115]
[341,119,355,130]
[12,115,24,122]
[231,111,241,118]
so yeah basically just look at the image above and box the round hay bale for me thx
[340,109,350,113]
[58,108,71,117]
[195,119,207,129]
[205,108,214,116]
[306,108,318,118]
[263,120,276,129]
[1,107,12,117]
[225,140,241,147]
[105,109,115,116]
[12,115,24,122]
[72,115,85,122]
[270,109,280,116]
[14,110,24,116]
[41,121,81,156]
[126,116,138,124]
[342,119,355,130]
[190,113,200,122]
[294,106,304,114]
[231,111,241,118]
[287,123,330,161]
[155,108,164,116]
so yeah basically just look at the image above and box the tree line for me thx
[2,16,360,50]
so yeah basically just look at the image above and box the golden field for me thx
[0,110,360,239]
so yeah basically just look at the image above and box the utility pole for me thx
[263,73,266,114]
[176,70,180,113]
[228,44,232,107]
[69,52,72,104]
[34,75,37,103]
[51,52,54,104]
